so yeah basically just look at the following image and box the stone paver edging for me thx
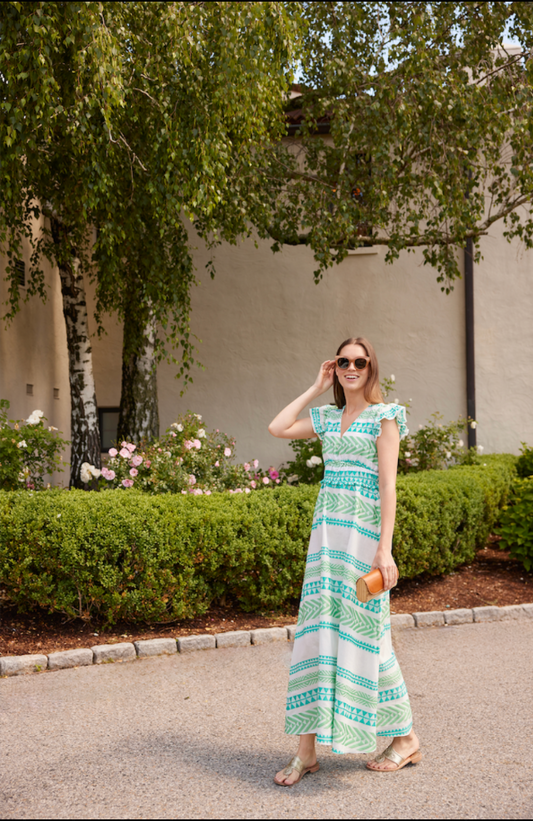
[1,602,532,678]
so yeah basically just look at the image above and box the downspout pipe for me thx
[464,237,477,448]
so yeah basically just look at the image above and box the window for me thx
[53,388,60,400]
[98,407,120,453]
[26,384,33,396]
[15,259,25,287]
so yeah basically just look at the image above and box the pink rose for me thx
[276,479,280,484]
[181,490,187,495]
[129,468,138,477]
[144,460,151,468]
[184,440,193,450]
[188,474,196,486]
[126,443,136,453]
[253,459,259,469]
[131,454,143,467]
[193,439,201,449]
[157,448,162,452]
[245,488,251,494]
[205,490,212,495]
[250,480,256,489]
[224,447,231,457]
[119,448,130,458]
[268,468,279,480]
[101,468,115,480]
[121,441,128,447]
[234,488,243,493]
[122,478,134,488]
[263,477,270,484]
[192,488,203,495]
[108,448,118,457]
[228,489,234,494]
[171,432,176,437]
[244,463,250,471]
[215,460,220,467]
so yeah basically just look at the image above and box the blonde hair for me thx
[333,337,384,408]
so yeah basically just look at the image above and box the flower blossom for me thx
[244,488,251,494]
[458,440,464,448]
[101,468,115,481]
[224,447,232,457]
[234,488,243,493]
[470,421,478,429]
[25,410,44,425]
[253,459,259,469]
[48,426,58,432]
[17,440,28,449]
[126,443,136,453]
[445,451,452,459]
[145,460,151,468]
[205,490,212,496]
[477,445,484,454]
[108,448,118,457]
[129,468,138,477]
[244,463,251,471]
[131,454,143,467]
[250,480,256,489]
[215,461,219,467]
[268,468,280,480]
[81,462,101,483]
[192,488,203,495]
[193,439,201,449]
[404,452,411,458]
[181,490,187,495]
[171,422,184,432]
[119,447,130,458]
[197,429,206,438]
[188,474,196,486]
[184,440,193,450]
[310,455,322,466]
[122,478,134,488]
[390,375,395,382]
[262,477,270,485]
[195,414,202,420]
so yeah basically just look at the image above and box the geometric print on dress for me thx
[306,547,371,576]
[311,515,381,541]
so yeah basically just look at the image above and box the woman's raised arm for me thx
[268,360,335,439]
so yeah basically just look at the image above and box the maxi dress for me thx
[285,402,413,755]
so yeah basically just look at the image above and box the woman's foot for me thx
[274,735,318,786]
[366,730,420,772]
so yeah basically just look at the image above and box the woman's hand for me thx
[371,546,399,592]
[313,360,336,395]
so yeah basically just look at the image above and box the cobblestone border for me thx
[1,603,532,677]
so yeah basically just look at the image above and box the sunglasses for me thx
[335,355,370,370]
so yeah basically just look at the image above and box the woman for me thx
[268,337,421,786]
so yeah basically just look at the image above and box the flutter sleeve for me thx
[310,404,332,441]
[376,403,409,440]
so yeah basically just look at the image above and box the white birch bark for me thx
[118,305,159,444]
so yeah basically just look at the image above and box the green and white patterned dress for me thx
[285,402,413,755]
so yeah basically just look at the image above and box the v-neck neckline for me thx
[339,404,373,438]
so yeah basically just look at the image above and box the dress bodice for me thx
[310,403,408,492]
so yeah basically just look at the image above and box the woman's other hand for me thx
[371,547,398,591]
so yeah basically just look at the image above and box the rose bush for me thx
[0,400,69,490]
[99,411,279,495]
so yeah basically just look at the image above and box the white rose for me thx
[164,451,171,457]
[171,422,184,432]
[197,429,206,438]
[394,397,399,403]
[80,463,92,483]
[477,445,484,454]
[17,440,27,448]
[48,426,58,432]
[310,455,322,465]
[404,452,411,458]
[195,414,202,420]
[306,459,314,468]
[25,410,44,425]
[390,375,395,382]
[470,420,478,429]
[445,451,452,459]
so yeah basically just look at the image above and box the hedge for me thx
[0,454,516,626]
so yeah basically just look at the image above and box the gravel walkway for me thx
[1,620,532,819]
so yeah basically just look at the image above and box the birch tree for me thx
[0,1,298,475]
[262,2,533,289]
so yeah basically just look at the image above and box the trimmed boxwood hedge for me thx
[0,454,516,625]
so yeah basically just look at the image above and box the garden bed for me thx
[1,538,531,657]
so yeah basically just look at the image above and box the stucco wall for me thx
[2,216,532,478]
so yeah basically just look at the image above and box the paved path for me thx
[1,620,532,819]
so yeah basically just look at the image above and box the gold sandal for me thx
[366,743,422,772]
[273,755,320,787]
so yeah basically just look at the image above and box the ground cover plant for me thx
[0,454,516,627]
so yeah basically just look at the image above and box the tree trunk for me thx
[51,220,101,488]
[118,303,159,444]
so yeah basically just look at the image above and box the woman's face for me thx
[336,343,371,397]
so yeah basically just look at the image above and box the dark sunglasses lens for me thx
[337,358,350,369]
[354,358,368,369]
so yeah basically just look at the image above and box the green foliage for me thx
[100,411,278,494]
[398,413,471,473]
[280,437,324,485]
[0,401,69,490]
[496,477,533,571]
[0,454,515,625]
[516,442,533,478]
[262,3,533,289]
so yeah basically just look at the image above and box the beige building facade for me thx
[1,213,532,479]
